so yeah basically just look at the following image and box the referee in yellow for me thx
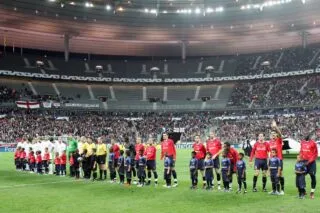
[97,137,107,180]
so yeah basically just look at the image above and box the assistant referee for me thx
[97,137,107,180]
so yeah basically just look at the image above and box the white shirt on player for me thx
[54,140,66,155]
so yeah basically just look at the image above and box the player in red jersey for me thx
[193,135,207,188]
[14,146,21,170]
[300,134,318,199]
[60,150,67,176]
[133,137,145,184]
[161,132,178,187]
[269,120,285,195]
[249,133,271,192]
[144,138,158,186]
[19,148,27,171]
[43,147,51,174]
[206,131,222,190]
[223,142,239,190]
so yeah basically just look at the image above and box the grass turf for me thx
[0,150,319,213]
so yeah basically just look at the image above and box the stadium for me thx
[0,0,320,212]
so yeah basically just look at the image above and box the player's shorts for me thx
[146,160,156,170]
[197,159,205,170]
[213,157,220,169]
[97,155,106,164]
[114,159,118,168]
[254,158,268,171]
[168,156,175,168]
[303,160,317,175]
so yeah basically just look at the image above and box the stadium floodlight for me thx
[48,0,56,2]
[69,2,75,5]
[118,7,123,11]
[216,7,224,12]
[163,10,167,14]
[187,9,192,14]
[150,9,157,14]
[206,8,214,13]
[95,65,103,72]
[36,60,44,67]
[301,0,306,4]
[205,66,214,72]
[261,61,270,66]
[85,2,94,8]
[144,8,149,13]
[106,5,111,10]
[150,67,160,71]
[195,8,201,14]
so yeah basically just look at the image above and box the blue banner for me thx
[0,147,16,152]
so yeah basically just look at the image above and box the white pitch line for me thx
[0,180,76,190]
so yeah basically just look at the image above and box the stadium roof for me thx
[1,0,320,56]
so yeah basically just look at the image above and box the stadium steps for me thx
[214,85,222,100]
[275,52,284,68]
[163,87,168,101]
[142,87,147,101]
[193,86,201,100]
[309,49,320,66]
[252,56,261,70]
[52,83,60,96]
[27,82,38,95]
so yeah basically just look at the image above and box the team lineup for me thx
[13,121,317,199]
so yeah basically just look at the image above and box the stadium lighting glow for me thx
[48,0,56,2]
[301,0,306,4]
[69,2,75,5]
[144,8,149,13]
[106,5,111,10]
[85,2,94,8]
[215,7,224,12]
[150,9,157,14]
[206,8,214,13]
[118,7,123,11]
[195,8,201,14]
[163,10,167,14]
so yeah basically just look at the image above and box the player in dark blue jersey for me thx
[268,149,281,195]
[204,152,214,190]
[108,147,116,183]
[236,153,247,193]
[295,155,307,199]
[189,151,198,189]
[221,151,231,192]
[117,150,125,184]
[163,152,172,188]
[124,150,132,185]
[137,149,146,187]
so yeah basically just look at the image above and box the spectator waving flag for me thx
[16,101,40,109]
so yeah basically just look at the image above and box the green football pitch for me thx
[0,150,319,213]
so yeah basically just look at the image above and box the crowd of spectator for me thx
[228,75,320,108]
[234,46,320,76]
[1,109,319,144]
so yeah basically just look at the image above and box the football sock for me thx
[100,170,103,179]
[310,174,316,189]
[104,170,107,179]
[148,171,151,179]
[253,176,258,188]
[172,170,177,181]
[276,183,280,192]
[279,176,284,191]
[262,176,267,189]
[243,181,247,190]
[153,171,158,179]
